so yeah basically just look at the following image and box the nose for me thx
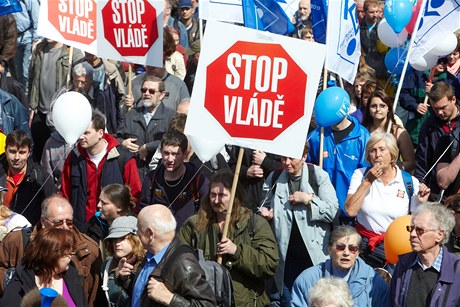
[97,201,102,210]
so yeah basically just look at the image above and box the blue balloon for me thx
[314,87,350,127]
[384,0,413,34]
[385,47,407,75]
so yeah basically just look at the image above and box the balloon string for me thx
[168,163,205,208]
[384,47,408,91]
[19,143,75,216]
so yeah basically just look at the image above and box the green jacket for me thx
[178,209,279,307]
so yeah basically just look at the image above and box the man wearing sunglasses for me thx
[391,203,460,306]
[0,194,102,307]
[116,75,175,180]
[291,226,389,307]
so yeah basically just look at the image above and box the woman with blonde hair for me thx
[345,133,430,268]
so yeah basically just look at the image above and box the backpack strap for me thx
[21,226,32,249]
[307,163,319,196]
[400,170,414,214]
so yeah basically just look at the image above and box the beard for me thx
[142,98,160,109]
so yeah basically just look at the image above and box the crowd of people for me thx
[1,0,460,306]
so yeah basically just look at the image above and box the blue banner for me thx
[0,0,22,16]
[311,0,328,43]
[242,0,295,35]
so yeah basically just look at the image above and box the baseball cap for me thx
[105,216,137,240]
[179,0,192,8]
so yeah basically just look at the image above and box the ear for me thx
[160,91,167,101]
[435,229,445,244]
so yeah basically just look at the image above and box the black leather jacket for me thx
[132,237,216,307]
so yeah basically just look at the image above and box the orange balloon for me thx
[384,215,413,264]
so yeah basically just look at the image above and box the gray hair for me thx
[329,225,362,247]
[412,202,455,245]
[365,132,399,166]
[308,278,354,307]
[41,194,73,219]
[73,62,94,81]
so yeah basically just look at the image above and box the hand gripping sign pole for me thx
[217,147,244,264]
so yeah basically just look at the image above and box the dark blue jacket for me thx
[0,88,30,136]
[391,246,460,307]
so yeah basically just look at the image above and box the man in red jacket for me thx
[60,111,141,231]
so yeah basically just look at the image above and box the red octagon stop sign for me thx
[102,0,159,57]
[48,0,97,45]
[205,41,308,141]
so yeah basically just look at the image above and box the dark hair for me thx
[168,113,187,132]
[445,194,460,212]
[195,171,249,235]
[428,81,455,103]
[142,75,166,92]
[5,130,32,150]
[160,129,188,153]
[362,90,397,132]
[163,28,176,58]
[91,111,106,132]
[23,228,75,286]
[100,184,136,215]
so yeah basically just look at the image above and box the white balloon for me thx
[52,92,92,145]
[378,19,408,48]
[187,134,226,162]
[429,33,458,56]
[410,52,438,71]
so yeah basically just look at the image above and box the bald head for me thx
[40,194,74,229]
[138,205,177,253]
[138,205,176,234]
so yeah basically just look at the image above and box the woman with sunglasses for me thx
[344,133,430,269]
[0,227,87,306]
[291,226,390,307]
[362,90,415,171]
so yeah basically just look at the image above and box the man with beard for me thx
[116,76,176,179]
[139,129,208,229]
[291,0,312,39]
[60,111,141,231]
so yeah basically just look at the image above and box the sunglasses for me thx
[333,243,359,254]
[406,225,436,236]
[141,88,157,95]
[46,217,74,228]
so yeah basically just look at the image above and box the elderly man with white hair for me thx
[391,203,460,306]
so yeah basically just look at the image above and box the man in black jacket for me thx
[127,204,216,307]
[0,130,55,225]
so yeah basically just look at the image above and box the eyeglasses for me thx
[406,225,437,236]
[333,243,359,254]
[370,104,388,110]
[45,217,74,228]
[141,88,157,95]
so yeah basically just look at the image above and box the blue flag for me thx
[310,0,328,43]
[0,0,22,16]
[242,0,295,35]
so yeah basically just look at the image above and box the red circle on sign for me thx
[102,0,159,57]
[204,41,308,141]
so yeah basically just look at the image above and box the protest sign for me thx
[185,21,326,158]
[326,0,361,84]
[38,0,163,66]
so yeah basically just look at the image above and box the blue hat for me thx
[179,0,192,8]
